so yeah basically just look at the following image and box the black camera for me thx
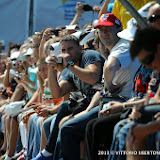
[51,29,60,37]
[2,89,8,98]
[14,73,21,80]
[83,4,93,11]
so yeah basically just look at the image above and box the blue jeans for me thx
[108,118,129,160]
[43,114,57,139]
[116,121,134,160]
[56,106,99,160]
[26,114,40,160]
[136,104,160,123]
[45,101,72,153]
[32,117,42,158]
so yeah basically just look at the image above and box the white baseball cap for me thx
[117,18,137,41]
[19,48,33,61]
[8,51,20,60]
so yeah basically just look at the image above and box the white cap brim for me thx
[50,42,61,56]
[117,29,136,41]
[80,29,95,45]
[24,48,33,56]
[8,51,20,60]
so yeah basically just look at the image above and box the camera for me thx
[51,29,60,37]
[2,89,8,98]
[56,57,63,64]
[83,4,93,11]
[14,73,21,80]
[11,61,19,68]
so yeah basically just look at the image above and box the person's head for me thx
[37,58,48,80]
[20,48,33,70]
[84,37,95,50]
[59,35,82,63]
[44,37,61,57]
[93,30,109,59]
[94,13,122,50]
[130,27,160,72]
[8,43,21,57]
[148,3,160,30]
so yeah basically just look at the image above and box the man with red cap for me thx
[94,13,140,98]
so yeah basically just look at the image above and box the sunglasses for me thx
[139,51,155,65]
[148,15,160,23]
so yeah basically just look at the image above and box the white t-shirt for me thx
[108,39,140,98]
[4,69,17,82]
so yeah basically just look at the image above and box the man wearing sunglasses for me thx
[148,2,160,30]
[126,26,160,160]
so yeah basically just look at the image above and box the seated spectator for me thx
[31,32,105,160]
[126,27,160,160]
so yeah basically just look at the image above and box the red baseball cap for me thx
[94,13,122,29]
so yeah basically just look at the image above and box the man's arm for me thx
[48,64,74,99]
[3,61,11,87]
[24,87,40,109]
[68,61,102,85]
[39,28,53,59]
[99,0,110,17]
[104,57,124,94]
[129,119,160,144]
[70,2,84,26]
[0,74,4,83]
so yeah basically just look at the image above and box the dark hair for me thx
[130,27,160,60]
[60,34,80,46]
[85,37,95,50]
[8,43,21,56]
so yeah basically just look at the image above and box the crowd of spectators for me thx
[0,0,160,160]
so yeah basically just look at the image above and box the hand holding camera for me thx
[46,55,65,72]
[46,55,63,64]
[76,2,84,16]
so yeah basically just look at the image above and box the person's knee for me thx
[86,120,94,134]
[60,124,71,140]
[43,119,50,131]
[11,117,18,127]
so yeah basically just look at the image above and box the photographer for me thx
[3,52,24,93]
[15,52,37,96]
[70,2,101,27]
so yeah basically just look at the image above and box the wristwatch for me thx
[48,110,52,115]
[66,61,74,68]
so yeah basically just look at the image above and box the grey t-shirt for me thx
[61,50,105,100]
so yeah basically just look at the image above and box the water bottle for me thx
[44,87,53,100]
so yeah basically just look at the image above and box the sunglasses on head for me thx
[139,51,155,65]
[148,15,160,23]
